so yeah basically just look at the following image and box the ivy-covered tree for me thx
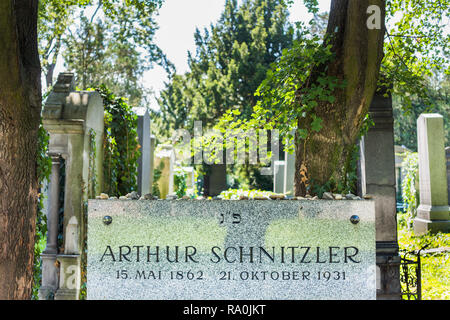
[219,0,449,196]
[97,85,141,197]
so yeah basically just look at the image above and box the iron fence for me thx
[399,245,428,300]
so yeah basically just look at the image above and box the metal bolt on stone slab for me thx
[103,215,113,225]
[350,215,360,224]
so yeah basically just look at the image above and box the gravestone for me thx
[283,151,295,196]
[273,161,285,194]
[204,164,227,197]
[358,87,401,299]
[394,145,411,205]
[182,166,195,196]
[414,114,450,234]
[154,145,175,199]
[87,199,376,300]
[40,72,104,300]
[137,108,152,196]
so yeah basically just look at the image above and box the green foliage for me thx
[209,2,334,147]
[155,0,298,136]
[174,169,188,198]
[88,128,97,198]
[214,25,346,193]
[38,0,169,99]
[62,3,171,106]
[152,161,164,198]
[397,216,450,300]
[38,0,91,87]
[243,30,342,147]
[219,188,278,200]
[383,0,450,109]
[36,122,53,190]
[79,201,88,300]
[216,0,448,195]
[153,0,300,190]
[97,85,141,197]
[32,121,52,300]
[400,152,419,229]
[393,75,450,151]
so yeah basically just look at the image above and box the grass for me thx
[397,212,450,300]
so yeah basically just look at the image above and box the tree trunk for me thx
[0,0,41,299]
[294,0,385,196]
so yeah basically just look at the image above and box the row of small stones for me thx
[96,191,371,201]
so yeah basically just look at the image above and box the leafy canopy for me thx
[38,0,170,106]
[216,0,449,147]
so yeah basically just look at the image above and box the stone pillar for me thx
[273,160,285,194]
[413,114,450,234]
[39,154,61,299]
[359,88,401,299]
[137,109,152,196]
[283,150,295,196]
[45,155,61,254]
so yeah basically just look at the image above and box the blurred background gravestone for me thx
[413,114,450,234]
[394,145,411,212]
[154,144,175,199]
[182,166,195,196]
[40,72,104,300]
[137,108,153,196]
[283,150,295,196]
[273,160,285,194]
[204,164,227,197]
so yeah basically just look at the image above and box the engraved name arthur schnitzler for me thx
[99,245,361,264]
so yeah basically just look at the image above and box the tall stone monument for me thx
[39,72,104,300]
[359,87,401,299]
[137,108,153,196]
[413,114,450,234]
